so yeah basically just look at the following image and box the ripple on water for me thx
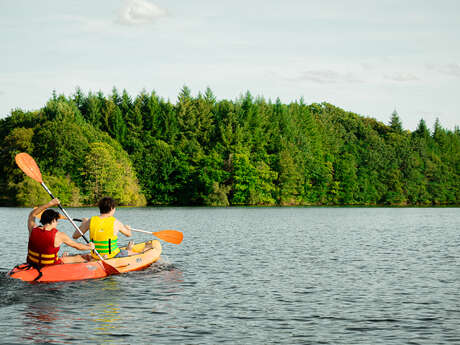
[1,207,460,344]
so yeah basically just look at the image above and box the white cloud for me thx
[426,63,460,78]
[293,69,361,84]
[360,62,375,71]
[384,72,419,82]
[116,0,168,26]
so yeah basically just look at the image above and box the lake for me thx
[0,207,459,344]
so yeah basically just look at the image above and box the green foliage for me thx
[334,153,359,204]
[133,139,177,205]
[277,148,302,205]
[14,175,81,207]
[0,127,36,201]
[389,110,403,133]
[0,88,458,206]
[198,150,231,206]
[231,153,277,205]
[4,127,34,153]
[83,142,146,206]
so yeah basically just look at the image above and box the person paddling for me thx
[27,198,95,267]
[73,197,133,259]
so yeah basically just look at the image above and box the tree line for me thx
[0,87,459,206]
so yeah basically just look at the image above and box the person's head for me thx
[98,197,115,214]
[40,209,60,226]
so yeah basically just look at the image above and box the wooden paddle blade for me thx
[153,230,183,244]
[15,153,43,183]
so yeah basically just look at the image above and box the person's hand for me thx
[125,225,132,231]
[81,217,89,222]
[88,242,95,250]
[49,198,60,207]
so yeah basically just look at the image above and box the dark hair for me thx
[99,197,115,214]
[40,209,60,226]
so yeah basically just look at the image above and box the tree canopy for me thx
[0,88,458,206]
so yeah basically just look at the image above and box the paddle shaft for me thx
[68,219,182,245]
[71,222,154,236]
[40,182,107,261]
[131,228,154,235]
[40,183,88,243]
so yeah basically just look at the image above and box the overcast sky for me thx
[1,0,459,130]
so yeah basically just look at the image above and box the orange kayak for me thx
[8,240,161,283]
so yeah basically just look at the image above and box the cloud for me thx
[360,62,375,71]
[384,72,419,82]
[116,0,167,26]
[293,69,361,84]
[426,63,460,78]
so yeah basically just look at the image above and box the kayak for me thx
[8,240,161,283]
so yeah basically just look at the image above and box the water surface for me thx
[0,207,459,344]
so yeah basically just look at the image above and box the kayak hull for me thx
[8,240,161,283]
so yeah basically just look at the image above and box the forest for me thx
[0,87,459,207]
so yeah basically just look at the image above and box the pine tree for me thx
[389,110,403,133]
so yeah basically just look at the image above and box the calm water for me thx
[0,207,459,344]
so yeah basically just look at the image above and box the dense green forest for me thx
[1,87,459,207]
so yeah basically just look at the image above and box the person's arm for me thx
[73,218,90,239]
[27,198,60,235]
[56,231,94,251]
[115,219,132,237]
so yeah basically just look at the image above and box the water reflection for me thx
[89,279,121,332]
[155,262,185,299]
[90,303,121,332]
[161,267,184,284]
[21,303,69,344]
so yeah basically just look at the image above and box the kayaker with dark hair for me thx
[27,198,95,267]
[73,197,133,259]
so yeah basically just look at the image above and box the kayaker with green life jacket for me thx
[27,199,95,267]
[73,197,133,259]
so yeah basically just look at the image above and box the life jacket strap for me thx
[10,262,43,282]
[92,239,118,254]
[27,249,58,265]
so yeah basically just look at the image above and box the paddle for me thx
[70,218,183,245]
[130,228,183,244]
[15,152,120,275]
[34,208,67,220]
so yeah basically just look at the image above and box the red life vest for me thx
[27,227,63,267]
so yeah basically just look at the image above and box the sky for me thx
[1,0,459,131]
